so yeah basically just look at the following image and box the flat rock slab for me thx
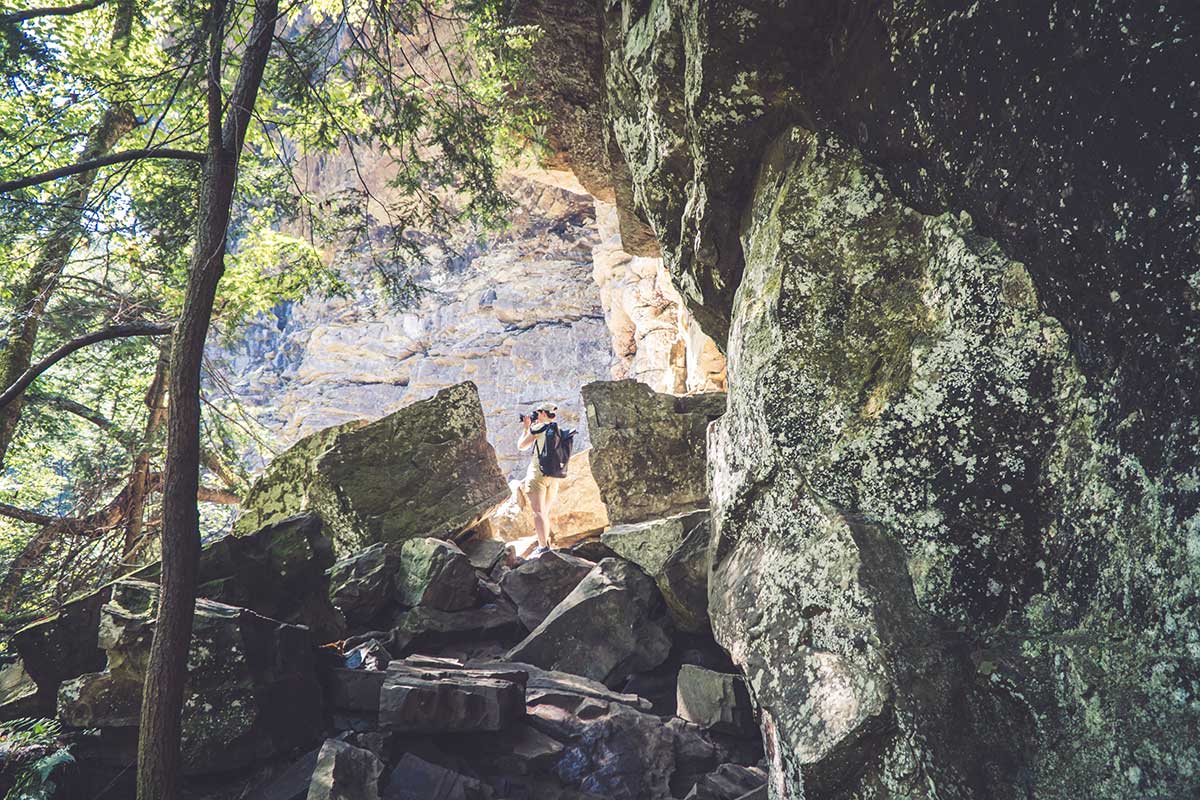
[378,666,524,733]
[506,558,672,687]
[499,550,596,629]
[235,381,509,553]
[391,601,524,656]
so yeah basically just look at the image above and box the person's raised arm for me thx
[518,413,535,450]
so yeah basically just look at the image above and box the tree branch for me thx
[0,322,173,411]
[0,502,57,527]
[0,0,110,24]
[0,148,204,194]
[30,392,114,430]
[197,486,239,505]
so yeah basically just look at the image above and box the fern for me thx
[0,718,73,800]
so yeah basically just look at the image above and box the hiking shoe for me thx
[530,545,551,558]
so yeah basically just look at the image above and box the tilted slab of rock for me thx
[395,538,479,612]
[235,382,509,553]
[307,739,384,800]
[676,665,755,737]
[582,380,724,525]
[601,510,710,632]
[378,664,524,733]
[3,514,340,720]
[391,600,525,657]
[506,558,672,687]
[684,764,767,800]
[498,550,596,630]
[58,580,322,775]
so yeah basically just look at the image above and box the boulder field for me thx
[2,378,765,800]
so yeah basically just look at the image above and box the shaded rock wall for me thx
[513,0,1200,797]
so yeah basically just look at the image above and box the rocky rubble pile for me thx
[1,377,757,799]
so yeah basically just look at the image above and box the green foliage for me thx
[0,717,74,800]
[0,0,536,619]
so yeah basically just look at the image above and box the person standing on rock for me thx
[518,401,566,557]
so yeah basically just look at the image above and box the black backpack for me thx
[537,422,575,478]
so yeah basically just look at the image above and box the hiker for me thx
[517,401,573,556]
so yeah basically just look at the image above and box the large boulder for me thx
[602,511,711,633]
[382,753,493,800]
[135,513,344,641]
[58,580,322,775]
[582,380,724,525]
[707,125,1200,797]
[498,551,595,630]
[235,382,509,553]
[327,542,401,628]
[395,538,479,612]
[391,602,525,657]
[506,558,672,687]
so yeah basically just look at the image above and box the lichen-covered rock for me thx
[675,665,754,737]
[395,538,479,612]
[582,380,724,525]
[499,550,596,630]
[58,580,322,775]
[601,510,711,632]
[707,127,1200,797]
[506,558,673,687]
[307,739,384,800]
[235,382,510,553]
[327,542,401,627]
[136,513,344,641]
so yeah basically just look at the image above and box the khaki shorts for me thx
[522,469,562,506]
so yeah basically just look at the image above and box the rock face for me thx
[58,580,321,775]
[706,125,1200,798]
[235,382,509,553]
[527,1,1200,796]
[507,558,672,687]
[582,380,724,525]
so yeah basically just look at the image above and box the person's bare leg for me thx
[543,480,559,548]
[529,485,550,548]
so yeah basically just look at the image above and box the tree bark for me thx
[0,0,137,469]
[135,0,276,796]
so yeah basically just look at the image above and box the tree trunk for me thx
[0,0,136,468]
[134,0,277,796]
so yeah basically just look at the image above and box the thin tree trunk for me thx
[0,0,137,468]
[135,0,276,796]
